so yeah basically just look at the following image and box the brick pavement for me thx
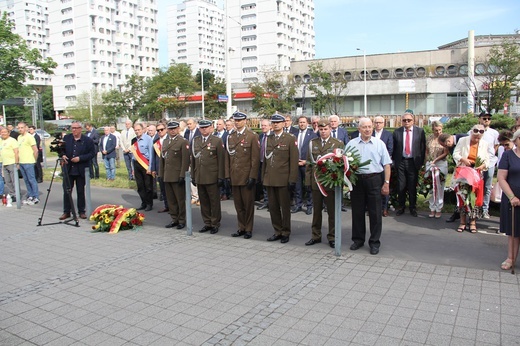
[1,205,520,346]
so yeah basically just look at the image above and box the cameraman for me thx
[59,121,96,220]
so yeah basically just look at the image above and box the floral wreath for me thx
[90,204,145,233]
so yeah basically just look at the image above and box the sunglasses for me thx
[481,118,491,121]
[157,128,165,132]
[473,129,485,134]
[402,119,413,122]
[71,127,81,129]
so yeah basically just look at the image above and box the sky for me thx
[156,0,520,68]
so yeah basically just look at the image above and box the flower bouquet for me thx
[310,147,370,196]
[90,204,145,233]
[417,163,445,200]
[451,163,484,215]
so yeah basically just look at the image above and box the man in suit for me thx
[160,121,190,229]
[147,124,159,199]
[59,121,96,220]
[392,109,426,217]
[214,118,230,200]
[373,116,393,216]
[263,114,299,244]
[304,121,344,248]
[184,118,200,204]
[284,115,299,136]
[329,115,349,145]
[192,120,225,234]
[120,120,136,180]
[99,127,117,181]
[225,111,260,239]
[292,116,317,215]
[257,119,271,210]
[85,123,100,179]
[154,121,169,213]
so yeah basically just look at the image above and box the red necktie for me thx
[405,129,411,156]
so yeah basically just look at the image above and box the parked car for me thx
[36,129,51,139]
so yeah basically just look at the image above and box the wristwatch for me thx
[384,180,390,184]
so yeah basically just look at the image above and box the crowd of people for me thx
[1,112,519,265]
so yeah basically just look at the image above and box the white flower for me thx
[348,157,354,162]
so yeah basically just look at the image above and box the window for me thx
[344,71,352,80]
[435,66,445,76]
[475,64,486,75]
[459,64,468,76]
[405,68,415,78]
[394,68,404,78]
[416,67,426,77]
[447,65,457,76]
[370,70,379,79]
[380,69,390,79]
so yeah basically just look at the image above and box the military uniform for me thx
[225,127,260,234]
[191,134,225,231]
[305,137,344,242]
[262,131,299,238]
[160,134,190,226]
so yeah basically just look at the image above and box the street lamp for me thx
[200,67,205,119]
[357,48,367,117]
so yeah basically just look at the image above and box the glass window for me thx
[380,69,390,79]
[416,67,426,77]
[405,68,415,77]
[447,65,457,75]
[394,68,404,78]
[435,66,445,76]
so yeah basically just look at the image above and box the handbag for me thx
[490,183,502,203]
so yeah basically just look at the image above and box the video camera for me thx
[49,132,66,157]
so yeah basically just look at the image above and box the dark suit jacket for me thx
[184,128,201,144]
[63,134,95,176]
[331,127,349,145]
[150,135,166,173]
[214,130,228,149]
[392,126,426,169]
[99,133,117,159]
[285,126,299,137]
[86,128,100,152]
[376,129,393,156]
[296,128,318,160]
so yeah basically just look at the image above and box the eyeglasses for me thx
[374,122,384,124]
[472,129,485,134]
[157,128,165,132]
[481,118,491,121]
[402,119,413,123]
[71,127,81,129]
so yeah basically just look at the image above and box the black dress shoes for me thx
[280,236,290,243]
[396,208,405,216]
[446,212,460,223]
[305,239,321,246]
[257,204,268,210]
[157,208,169,213]
[136,205,146,211]
[165,221,179,228]
[176,223,185,229]
[243,231,252,239]
[145,205,153,212]
[306,207,313,215]
[370,247,379,255]
[341,206,348,212]
[210,227,219,234]
[329,241,335,248]
[350,243,364,250]
[410,209,418,217]
[267,234,282,241]
[232,230,246,237]
[290,206,302,214]
[199,226,212,233]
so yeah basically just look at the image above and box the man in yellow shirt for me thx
[1,128,19,201]
[17,122,39,205]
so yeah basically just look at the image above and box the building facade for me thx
[167,0,225,79]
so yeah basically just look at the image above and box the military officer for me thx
[160,121,190,229]
[191,120,225,234]
[225,111,260,239]
[304,121,344,248]
[262,114,299,243]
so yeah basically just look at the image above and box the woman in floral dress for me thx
[425,121,449,218]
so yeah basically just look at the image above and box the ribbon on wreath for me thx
[314,148,352,197]
[453,166,484,211]
[430,165,443,205]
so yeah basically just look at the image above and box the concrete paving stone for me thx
[456,315,479,329]
[0,332,29,346]
[433,311,457,325]
[457,306,480,319]
[374,335,402,346]
[403,328,428,343]
[347,309,371,321]
[452,325,477,340]
[381,324,406,339]
[330,327,358,342]
[115,326,146,341]
[339,317,364,331]
[392,306,416,318]
[351,330,379,345]
[129,330,163,346]
[272,339,299,346]
[387,315,411,328]
[45,335,80,346]
[28,329,63,344]
[134,316,164,331]
[96,336,128,346]
[317,313,344,328]
[278,328,309,343]
[412,309,435,322]
[501,333,520,345]
[355,301,378,313]
[476,330,501,344]
[429,321,454,335]
[246,334,278,345]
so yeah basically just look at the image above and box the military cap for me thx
[198,119,213,128]
[232,111,247,120]
[317,120,329,127]
[270,114,285,123]
[167,121,179,129]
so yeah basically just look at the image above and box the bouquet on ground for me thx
[417,162,445,200]
[90,204,145,233]
[451,158,484,212]
[310,147,370,196]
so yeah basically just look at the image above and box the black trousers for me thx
[134,162,153,207]
[63,174,86,214]
[397,159,419,210]
[89,152,99,179]
[351,173,383,248]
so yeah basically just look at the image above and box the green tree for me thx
[194,69,215,90]
[0,12,57,100]
[102,74,148,122]
[305,61,349,115]
[42,87,54,120]
[485,41,520,113]
[65,89,105,126]
[204,78,227,119]
[249,67,296,116]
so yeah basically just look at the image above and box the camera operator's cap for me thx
[479,111,492,118]
[198,120,212,128]
[317,120,329,127]
[270,114,285,123]
[232,111,247,120]
[166,121,179,129]
[404,109,414,115]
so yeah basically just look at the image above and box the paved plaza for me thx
[1,183,519,345]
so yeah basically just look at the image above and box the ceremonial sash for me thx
[131,140,149,171]
[153,140,162,157]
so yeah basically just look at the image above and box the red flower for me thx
[331,173,338,180]
[122,221,128,227]
[333,157,341,163]
[321,166,327,173]
[346,171,352,177]
[317,161,324,167]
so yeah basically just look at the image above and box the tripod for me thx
[37,158,79,227]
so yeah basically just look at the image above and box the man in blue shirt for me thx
[346,118,392,255]
[131,123,155,211]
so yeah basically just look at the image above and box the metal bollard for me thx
[185,171,192,236]
[334,185,342,257]
[85,167,92,217]
[14,164,21,209]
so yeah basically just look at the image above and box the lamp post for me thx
[357,48,367,117]
[200,67,205,119]
[32,84,47,168]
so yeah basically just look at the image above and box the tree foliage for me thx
[204,78,227,119]
[0,12,57,101]
[65,89,105,126]
[485,41,520,113]
[102,74,148,122]
[442,113,514,134]
[249,67,296,117]
[305,61,349,115]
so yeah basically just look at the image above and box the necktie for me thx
[332,129,336,138]
[405,129,411,156]
[298,131,304,150]
[126,131,128,139]
[190,131,194,142]
[203,137,206,143]
[285,128,289,133]
[322,140,326,147]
